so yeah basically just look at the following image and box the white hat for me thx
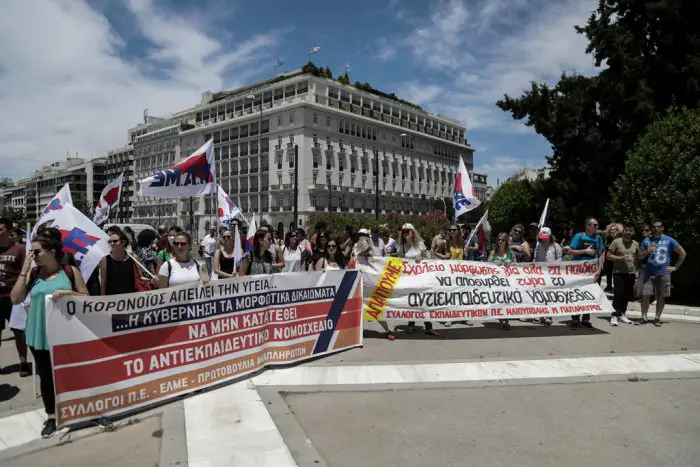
[538,227,552,239]
[401,223,415,231]
[358,228,370,235]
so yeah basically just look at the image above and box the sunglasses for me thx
[514,230,523,234]
[402,230,411,235]
[31,249,43,257]
[320,236,327,239]
[173,241,188,247]
[328,244,337,248]
[449,228,458,232]
[589,223,599,227]
[653,225,663,229]
[498,239,506,243]
[108,240,121,244]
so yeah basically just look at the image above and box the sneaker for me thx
[41,419,57,438]
[610,316,618,326]
[19,362,31,377]
[502,322,512,331]
[443,322,453,327]
[639,317,649,325]
[618,315,633,325]
[581,320,593,329]
[653,319,662,327]
[544,317,553,326]
[571,320,580,330]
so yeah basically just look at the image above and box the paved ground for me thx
[1,313,699,466]
[286,380,700,467]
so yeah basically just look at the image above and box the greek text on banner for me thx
[359,258,612,321]
[46,270,362,428]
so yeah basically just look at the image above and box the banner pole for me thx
[127,252,157,279]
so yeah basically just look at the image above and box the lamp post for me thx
[293,144,299,226]
[374,149,379,219]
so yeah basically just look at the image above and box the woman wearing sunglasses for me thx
[321,238,347,271]
[489,232,515,330]
[158,232,206,288]
[311,230,329,271]
[397,223,440,336]
[214,228,237,278]
[241,229,275,276]
[11,228,89,438]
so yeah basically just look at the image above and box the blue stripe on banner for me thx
[312,270,358,355]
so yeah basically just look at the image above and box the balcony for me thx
[287,142,294,149]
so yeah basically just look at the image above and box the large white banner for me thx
[47,270,362,427]
[360,258,613,321]
[138,139,215,197]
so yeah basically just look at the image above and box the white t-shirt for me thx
[399,242,427,260]
[159,259,201,287]
[203,235,217,256]
[370,238,386,257]
[282,247,302,272]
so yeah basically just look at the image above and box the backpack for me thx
[28,264,76,292]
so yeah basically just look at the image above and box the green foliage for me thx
[608,107,700,305]
[324,66,333,79]
[337,73,350,85]
[71,194,93,218]
[497,0,700,224]
[488,180,536,235]
[0,207,25,224]
[308,211,450,244]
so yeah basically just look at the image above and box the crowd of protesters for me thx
[0,213,688,438]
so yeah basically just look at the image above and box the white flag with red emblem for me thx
[217,185,241,226]
[138,139,216,197]
[453,156,481,217]
[94,173,124,225]
[51,205,110,280]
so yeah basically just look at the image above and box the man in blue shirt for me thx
[638,219,686,326]
[567,217,605,329]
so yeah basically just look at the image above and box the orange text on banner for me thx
[364,257,403,320]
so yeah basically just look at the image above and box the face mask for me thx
[168,236,175,245]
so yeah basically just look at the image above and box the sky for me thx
[0,0,600,185]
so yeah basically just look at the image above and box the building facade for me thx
[180,71,473,233]
[105,144,135,223]
[509,167,551,183]
[472,172,488,203]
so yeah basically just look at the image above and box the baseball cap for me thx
[401,223,415,231]
[358,228,370,235]
[538,227,552,240]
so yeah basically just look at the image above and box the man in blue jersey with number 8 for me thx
[638,220,686,326]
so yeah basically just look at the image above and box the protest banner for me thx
[360,258,613,321]
[46,270,362,428]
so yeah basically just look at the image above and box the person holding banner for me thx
[10,228,89,438]
[158,232,206,288]
[281,231,304,273]
[532,227,563,326]
[398,223,440,336]
[241,230,274,276]
[489,232,516,330]
[99,230,150,295]
[214,228,237,278]
[509,224,532,263]
[568,217,605,329]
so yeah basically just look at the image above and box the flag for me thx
[50,204,110,281]
[309,46,320,53]
[245,214,257,253]
[216,185,241,226]
[94,173,124,225]
[275,58,284,66]
[31,183,74,242]
[538,198,550,230]
[344,62,351,74]
[467,210,490,256]
[453,156,481,217]
[138,139,215,197]
[233,224,243,271]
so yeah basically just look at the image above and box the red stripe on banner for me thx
[54,311,360,394]
[53,300,337,366]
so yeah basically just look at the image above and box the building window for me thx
[278,116,282,126]
[326,116,331,127]
[289,112,294,124]
[289,134,294,144]
[312,113,318,125]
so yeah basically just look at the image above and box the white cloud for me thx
[0,0,280,179]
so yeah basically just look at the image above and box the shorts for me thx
[642,274,671,299]
[0,297,12,331]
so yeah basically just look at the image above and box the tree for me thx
[497,0,700,223]
[324,66,333,79]
[607,107,700,305]
[337,73,350,85]
[0,207,25,224]
[71,194,93,218]
[487,179,537,235]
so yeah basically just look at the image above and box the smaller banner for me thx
[138,139,215,197]
[216,184,241,226]
[47,270,362,427]
[360,258,612,321]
